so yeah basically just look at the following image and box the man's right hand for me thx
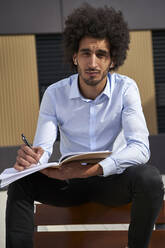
[14,144,44,171]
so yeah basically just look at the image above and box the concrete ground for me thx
[1,176,165,248]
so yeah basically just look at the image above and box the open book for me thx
[0,150,111,188]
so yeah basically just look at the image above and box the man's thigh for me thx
[33,172,92,206]
[8,172,90,207]
[89,164,160,206]
[88,172,132,206]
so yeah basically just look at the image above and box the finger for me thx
[21,144,41,163]
[14,162,26,171]
[17,148,39,165]
[34,146,44,155]
[33,147,44,160]
[17,148,25,157]
[16,155,32,168]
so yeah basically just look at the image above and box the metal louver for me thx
[35,34,73,100]
[152,30,165,133]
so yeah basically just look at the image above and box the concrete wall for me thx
[0,0,165,34]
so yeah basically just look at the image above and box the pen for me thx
[21,133,41,164]
[21,133,32,148]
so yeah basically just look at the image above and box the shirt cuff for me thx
[99,157,124,177]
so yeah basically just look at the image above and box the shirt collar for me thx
[101,73,111,99]
[69,74,81,99]
[69,73,111,100]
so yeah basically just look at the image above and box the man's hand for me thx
[41,162,103,180]
[14,144,44,171]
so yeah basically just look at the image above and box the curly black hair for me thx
[63,3,130,71]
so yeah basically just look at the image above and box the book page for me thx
[0,162,59,188]
[60,151,111,164]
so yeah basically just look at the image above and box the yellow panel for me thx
[0,35,39,146]
[118,31,157,134]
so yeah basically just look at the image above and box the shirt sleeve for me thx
[33,87,58,164]
[99,81,150,177]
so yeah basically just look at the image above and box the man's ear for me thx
[110,61,114,69]
[73,54,77,65]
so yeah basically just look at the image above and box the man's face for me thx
[73,36,112,87]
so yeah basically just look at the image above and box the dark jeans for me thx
[6,164,164,248]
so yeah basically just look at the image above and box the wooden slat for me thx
[34,201,165,226]
[34,202,131,225]
[156,200,165,223]
[34,230,165,248]
[34,231,128,248]
[150,230,165,248]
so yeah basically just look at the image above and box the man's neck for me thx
[78,78,107,100]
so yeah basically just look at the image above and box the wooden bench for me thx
[34,200,165,248]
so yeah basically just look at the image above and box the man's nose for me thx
[88,54,97,68]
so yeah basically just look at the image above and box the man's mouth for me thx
[85,70,100,76]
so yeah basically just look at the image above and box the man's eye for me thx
[97,53,105,58]
[83,52,90,56]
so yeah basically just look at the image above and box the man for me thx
[6,4,164,248]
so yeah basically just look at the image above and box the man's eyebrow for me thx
[79,48,109,54]
[96,49,109,55]
[79,48,91,53]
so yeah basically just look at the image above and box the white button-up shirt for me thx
[33,72,150,176]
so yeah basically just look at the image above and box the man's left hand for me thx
[40,162,103,180]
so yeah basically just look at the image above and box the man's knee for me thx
[7,174,35,202]
[131,165,164,195]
